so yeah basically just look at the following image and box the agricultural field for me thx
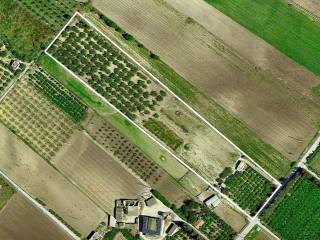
[222,164,275,216]
[291,0,320,18]
[205,0,320,77]
[47,14,241,183]
[17,0,86,30]
[83,113,191,206]
[52,130,151,213]
[91,0,320,179]
[29,67,87,123]
[0,0,54,61]
[0,70,77,160]
[213,202,247,233]
[0,193,74,240]
[0,122,106,236]
[180,200,236,240]
[0,176,15,211]
[307,144,320,176]
[245,225,277,240]
[0,41,26,96]
[262,173,320,240]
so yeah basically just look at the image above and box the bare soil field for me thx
[92,0,320,162]
[53,131,150,213]
[213,202,247,233]
[291,0,320,18]
[0,193,73,240]
[0,123,106,236]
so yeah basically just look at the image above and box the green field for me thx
[0,0,54,61]
[144,118,183,150]
[205,0,320,77]
[0,177,15,210]
[224,167,274,215]
[262,174,320,240]
[89,13,291,179]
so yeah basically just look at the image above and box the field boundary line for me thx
[45,50,252,220]
[44,11,280,219]
[0,168,80,240]
[81,12,280,186]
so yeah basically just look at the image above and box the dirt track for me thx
[0,193,73,240]
[92,0,320,161]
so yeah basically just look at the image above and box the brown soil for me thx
[0,123,106,236]
[53,131,150,213]
[0,193,73,240]
[92,0,320,161]
[213,203,247,233]
[291,0,320,17]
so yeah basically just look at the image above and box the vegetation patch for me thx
[0,41,26,95]
[103,228,141,240]
[48,17,166,120]
[223,166,274,215]
[16,0,86,30]
[152,189,235,240]
[0,76,76,160]
[29,67,87,123]
[0,0,54,61]
[48,208,81,237]
[0,177,15,210]
[308,144,320,176]
[262,174,320,240]
[144,118,183,151]
[205,0,320,77]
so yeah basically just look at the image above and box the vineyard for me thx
[29,67,87,123]
[0,41,25,95]
[16,0,85,30]
[48,17,166,121]
[262,175,320,240]
[0,73,76,160]
[223,166,274,215]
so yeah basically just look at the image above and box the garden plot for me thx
[219,162,275,216]
[0,193,73,240]
[47,13,241,184]
[0,69,78,160]
[0,41,25,96]
[262,172,320,240]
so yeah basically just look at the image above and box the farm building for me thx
[139,215,162,236]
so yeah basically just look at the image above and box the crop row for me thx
[0,76,76,160]
[29,67,87,123]
[262,175,320,240]
[49,17,166,120]
[88,118,164,185]
[223,166,274,215]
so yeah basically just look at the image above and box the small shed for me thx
[204,195,221,208]
[145,196,157,207]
